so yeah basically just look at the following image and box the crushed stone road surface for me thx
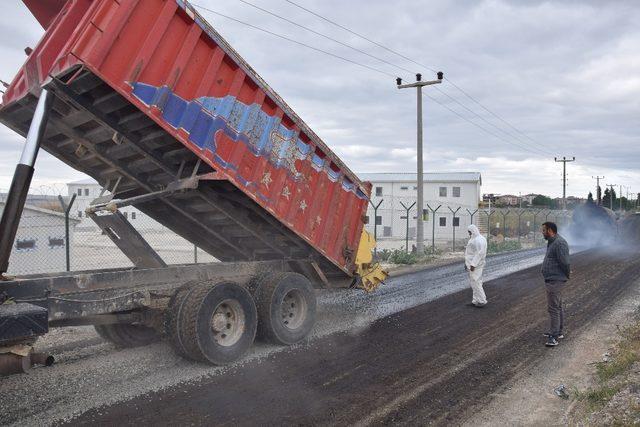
[67,247,640,426]
[1,247,610,426]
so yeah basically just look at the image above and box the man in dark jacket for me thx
[541,221,570,347]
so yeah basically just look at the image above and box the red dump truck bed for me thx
[0,0,372,284]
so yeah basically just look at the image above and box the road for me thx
[4,247,639,425]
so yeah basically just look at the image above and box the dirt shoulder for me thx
[469,277,640,426]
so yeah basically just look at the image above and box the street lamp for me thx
[397,71,443,253]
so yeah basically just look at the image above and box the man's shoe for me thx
[543,333,565,339]
[474,303,486,308]
[545,336,559,347]
[466,303,477,307]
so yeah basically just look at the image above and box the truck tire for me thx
[170,281,257,365]
[165,281,200,360]
[94,324,159,348]
[254,272,317,345]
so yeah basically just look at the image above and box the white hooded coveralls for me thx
[465,224,488,305]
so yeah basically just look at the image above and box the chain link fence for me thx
[365,195,573,254]
[2,188,574,276]
[1,190,217,276]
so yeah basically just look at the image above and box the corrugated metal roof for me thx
[358,172,482,184]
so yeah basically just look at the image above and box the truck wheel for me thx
[254,272,317,345]
[171,281,257,365]
[94,324,159,348]
[165,281,199,360]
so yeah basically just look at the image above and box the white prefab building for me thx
[1,202,80,275]
[359,172,482,245]
[67,178,163,230]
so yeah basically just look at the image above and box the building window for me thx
[48,237,65,248]
[375,187,383,196]
[123,211,128,219]
[84,188,90,196]
[400,186,408,190]
[364,215,370,224]
[77,188,82,196]
[375,216,382,225]
[453,187,461,197]
[16,238,36,251]
[413,186,417,190]
[453,217,460,227]
[131,212,136,220]
[78,211,83,218]
[439,187,447,197]
[439,217,446,227]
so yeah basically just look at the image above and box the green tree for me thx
[587,192,594,203]
[532,195,553,207]
[602,188,617,210]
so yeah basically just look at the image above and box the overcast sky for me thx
[0,0,638,198]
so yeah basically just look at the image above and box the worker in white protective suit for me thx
[465,224,488,307]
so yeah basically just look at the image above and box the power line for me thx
[282,0,552,152]
[192,4,397,78]
[228,0,547,155]
[430,87,546,155]
[193,4,544,155]
[231,0,547,155]
[233,0,415,76]
[423,92,543,156]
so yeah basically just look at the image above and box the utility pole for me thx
[592,175,604,205]
[397,71,443,254]
[606,184,616,210]
[555,157,575,210]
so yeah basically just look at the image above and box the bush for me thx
[388,249,418,265]
[487,240,522,254]
[375,248,392,262]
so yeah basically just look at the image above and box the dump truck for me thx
[0,0,386,373]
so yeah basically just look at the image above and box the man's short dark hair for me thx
[542,221,557,233]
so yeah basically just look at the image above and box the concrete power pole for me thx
[555,156,575,210]
[397,71,443,253]
[592,175,604,205]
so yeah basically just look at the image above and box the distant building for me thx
[1,201,80,275]
[359,172,481,242]
[496,194,520,206]
[67,178,162,230]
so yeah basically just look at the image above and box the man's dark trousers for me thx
[545,280,565,337]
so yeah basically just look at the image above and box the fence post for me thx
[194,244,198,263]
[369,199,383,256]
[399,201,416,253]
[426,204,442,253]
[486,209,495,244]
[466,208,478,225]
[499,209,510,239]
[533,209,544,243]
[516,209,526,243]
[448,206,461,251]
[58,194,76,272]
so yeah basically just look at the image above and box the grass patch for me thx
[572,320,640,418]
[487,240,522,254]
[387,249,418,265]
[575,385,622,410]
[596,348,639,382]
